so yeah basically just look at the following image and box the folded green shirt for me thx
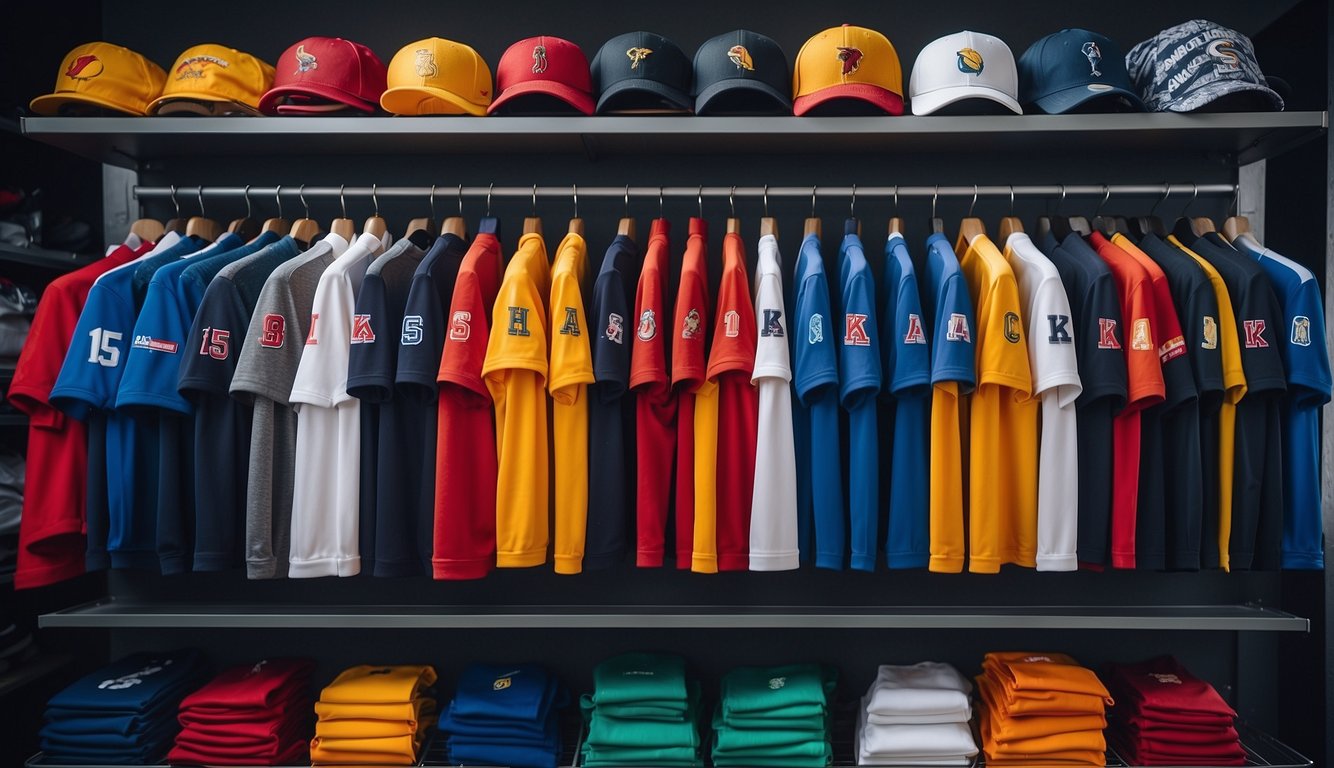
[720,664,836,722]
[713,748,832,768]
[586,705,701,749]
[591,652,688,708]
[713,725,828,753]
[581,680,700,722]
[581,743,702,766]
[711,705,829,741]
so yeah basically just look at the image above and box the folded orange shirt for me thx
[985,753,1106,766]
[309,746,416,766]
[309,733,426,765]
[990,711,1107,742]
[315,718,428,739]
[981,702,1107,755]
[983,653,1112,701]
[978,673,1109,717]
[318,665,437,705]
[314,697,436,723]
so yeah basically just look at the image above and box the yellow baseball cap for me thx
[792,24,903,116]
[30,42,167,116]
[380,37,492,116]
[149,44,275,116]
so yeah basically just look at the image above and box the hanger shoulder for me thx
[760,216,778,239]
[522,216,543,237]
[330,217,357,242]
[957,217,986,246]
[442,216,467,238]
[363,215,388,239]
[185,216,221,242]
[1222,215,1250,240]
[726,217,741,235]
[617,217,636,240]
[129,218,165,243]
[261,217,290,236]
[404,216,436,239]
[803,217,821,239]
[568,217,585,237]
[997,216,1023,243]
[886,216,905,237]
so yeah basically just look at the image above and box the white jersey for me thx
[749,234,799,571]
[1004,232,1082,571]
[287,231,390,578]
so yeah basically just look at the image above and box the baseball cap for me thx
[693,30,792,116]
[30,42,167,116]
[381,37,492,116]
[1018,29,1142,114]
[489,36,593,115]
[259,37,387,115]
[1127,20,1283,113]
[148,44,275,116]
[909,31,1021,115]
[592,32,692,114]
[793,25,903,116]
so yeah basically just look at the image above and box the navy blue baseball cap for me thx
[693,30,792,115]
[592,31,692,114]
[1018,29,1142,113]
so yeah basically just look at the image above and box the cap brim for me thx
[694,77,792,116]
[149,94,262,116]
[1031,82,1143,114]
[259,83,377,115]
[596,77,693,114]
[380,85,488,116]
[793,82,904,116]
[1160,79,1284,113]
[488,79,594,115]
[29,91,145,116]
[911,85,1022,116]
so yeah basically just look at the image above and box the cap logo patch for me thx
[176,55,229,81]
[532,45,548,74]
[837,46,863,75]
[65,54,103,80]
[957,47,983,75]
[295,45,318,74]
[1206,39,1241,72]
[728,45,754,71]
[1081,41,1103,76]
[626,47,653,69]
[415,49,438,78]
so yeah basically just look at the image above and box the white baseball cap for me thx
[909,30,1022,115]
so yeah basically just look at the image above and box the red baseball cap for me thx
[259,37,387,115]
[488,36,594,115]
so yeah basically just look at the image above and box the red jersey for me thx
[631,219,677,567]
[670,218,709,568]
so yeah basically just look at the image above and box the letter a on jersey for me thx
[844,313,870,346]
[350,314,375,344]
[559,307,580,336]
[946,312,971,342]
[903,313,926,344]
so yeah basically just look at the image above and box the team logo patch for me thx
[728,45,754,71]
[531,45,548,74]
[175,54,228,81]
[259,313,285,348]
[723,310,740,338]
[903,313,926,344]
[99,660,171,691]
[1047,314,1072,345]
[946,313,971,343]
[415,48,438,78]
[808,314,824,344]
[507,307,530,337]
[1023,656,1053,663]
[493,676,512,691]
[1202,316,1218,350]
[295,44,318,73]
[448,311,470,342]
[65,54,104,80]
[1003,312,1021,343]
[559,307,580,336]
[1207,39,1241,72]
[1243,319,1268,348]
[1081,41,1102,76]
[606,312,624,344]
[402,315,424,345]
[768,677,786,690]
[1148,673,1183,685]
[637,309,656,341]
[761,309,784,338]
[626,47,653,69]
[1131,318,1152,351]
[836,46,863,75]
[1098,318,1120,350]
[305,313,319,345]
[1291,316,1311,346]
[844,313,870,346]
[681,308,702,339]
[1160,334,1186,362]
[956,47,983,75]
[350,314,375,344]
[133,335,179,354]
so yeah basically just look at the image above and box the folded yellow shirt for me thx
[319,665,437,704]
[315,697,436,723]
[310,733,424,765]
[315,718,427,739]
[983,656,1111,700]
[310,745,416,766]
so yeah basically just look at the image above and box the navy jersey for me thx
[131,235,223,309]
[793,234,843,569]
[879,234,932,568]
[588,235,638,568]
[837,223,882,572]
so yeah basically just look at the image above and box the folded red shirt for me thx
[178,659,314,712]
[1124,723,1239,746]
[1121,742,1246,766]
[168,737,308,766]
[1103,657,1236,720]
[178,689,310,727]
[176,716,310,752]
[1120,712,1237,732]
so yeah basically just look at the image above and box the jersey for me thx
[288,232,389,577]
[792,233,844,569]
[672,219,710,572]
[1114,234,1199,571]
[548,232,594,574]
[750,233,797,571]
[1190,233,1287,570]
[1236,235,1332,569]
[1089,231,1166,569]
[710,231,758,572]
[958,233,1035,573]
[921,234,976,574]
[838,224,882,572]
[230,233,349,578]
[630,220,676,568]
[1004,233,1082,572]
[345,234,433,576]
[588,234,638,569]
[9,241,145,589]
[178,236,301,572]
[433,233,503,580]
[482,232,551,568]
[1169,236,1248,570]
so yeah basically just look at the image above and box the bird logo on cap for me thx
[1081,41,1102,76]
[956,47,984,75]
[836,46,863,75]
[728,45,754,71]
[415,49,438,78]
[295,45,318,73]
[532,44,548,74]
[65,54,104,80]
[626,47,653,69]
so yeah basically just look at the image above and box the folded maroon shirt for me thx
[168,738,308,766]
[1125,724,1239,746]
[1121,712,1236,732]
[176,715,310,752]
[178,659,314,712]
[1103,657,1236,720]
[1121,742,1246,766]
[178,689,310,726]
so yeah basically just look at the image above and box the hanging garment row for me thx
[7,184,1327,590]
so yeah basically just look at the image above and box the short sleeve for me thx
[178,278,250,398]
[752,269,791,383]
[1283,279,1332,403]
[930,272,976,391]
[979,271,1031,396]
[345,274,394,404]
[289,269,355,409]
[1030,275,1081,407]
[592,259,631,398]
[50,281,133,419]
[438,269,491,403]
[838,270,881,406]
[549,266,594,400]
[890,266,931,397]
[793,272,837,401]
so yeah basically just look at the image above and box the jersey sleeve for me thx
[289,270,355,409]
[752,268,791,383]
[1183,280,1225,397]
[930,271,976,392]
[10,278,78,427]
[345,273,394,404]
[1283,278,1332,404]
[1030,274,1081,407]
[230,272,301,405]
[483,263,549,379]
[396,272,444,401]
[549,267,594,400]
[629,258,667,391]
[671,262,709,389]
[1079,270,1129,408]
[592,261,631,398]
[49,281,133,420]
[178,278,249,399]
[706,256,757,381]
[890,263,931,398]
[438,269,490,405]
[838,269,881,407]
[1233,273,1288,395]
[978,270,1031,396]
[793,271,838,403]
[1124,281,1166,407]
[1149,278,1196,411]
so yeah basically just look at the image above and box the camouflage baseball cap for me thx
[1126,19,1283,112]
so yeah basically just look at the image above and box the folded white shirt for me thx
[856,702,978,765]
[865,662,973,723]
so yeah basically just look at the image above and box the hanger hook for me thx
[698,185,703,219]
[624,185,630,218]
[850,184,856,218]
[892,185,899,213]
[729,186,736,218]
[1229,183,1240,217]
[1182,183,1199,218]
[1056,184,1067,215]
[931,185,939,219]
[339,185,347,219]
[1096,184,1111,217]
[298,184,309,219]
[486,183,493,216]
[371,184,379,217]
[967,184,978,218]
[659,186,664,219]
[573,184,579,219]
[429,185,437,221]
[1008,185,1015,216]
[274,185,284,220]
[170,184,180,218]
[457,184,464,217]
[532,184,538,217]
[243,185,252,219]
[197,187,206,218]
[810,186,817,218]
[763,184,769,218]
[1149,184,1171,218]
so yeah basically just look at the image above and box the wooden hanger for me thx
[804,187,821,238]
[995,185,1022,242]
[1223,215,1250,241]
[362,185,388,240]
[887,186,904,236]
[286,185,319,244]
[329,185,357,242]
[261,186,290,236]
[956,186,986,245]
[227,187,261,242]
[443,216,467,238]
[404,185,438,240]
[615,186,636,241]
[567,185,585,238]
[724,186,741,235]
[129,217,165,244]
[521,185,542,236]
[185,189,220,241]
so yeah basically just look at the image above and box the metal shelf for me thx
[19,112,1327,168]
[38,600,1308,631]
[0,242,97,270]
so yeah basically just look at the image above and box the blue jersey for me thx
[922,234,977,390]
[1237,236,1332,569]
[837,223,882,572]
[792,234,843,569]
[880,234,932,568]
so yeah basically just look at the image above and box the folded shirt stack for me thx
[857,662,978,766]
[711,663,836,768]
[1104,656,1245,766]
[40,649,209,765]
[977,651,1112,767]
[309,664,438,765]
[580,652,703,768]
[167,658,314,765]
[438,663,568,768]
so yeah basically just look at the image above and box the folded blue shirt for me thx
[42,701,178,736]
[46,649,207,713]
[448,741,559,768]
[452,663,564,723]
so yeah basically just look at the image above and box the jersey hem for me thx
[287,388,335,409]
[628,369,668,390]
[1111,551,1136,569]
[192,552,238,572]
[345,375,393,404]
[930,367,976,387]
[690,553,718,574]
[229,377,293,407]
[288,555,361,578]
[553,554,583,575]
[496,550,546,568]
[748,551,800,571]
[85,550,109,572]
[706,359,756,382]
[841,375,883,405]
[109,550,161,571]
[1034,372,1082,402]
[584,550,625,570]
[967,557,1001,574]
[751,364,793,383]
[717,552,749,571]
[176,376,230,397]
[978,371,1031,395]
[1228,550,1254,571]
[481,358,548,379]
[795,372,838,403]
[115,389,193,414]
[1281,552,1324,570]
[1126,387,1166,410]
[372,558,425,578]
[886,552,929,570]
[1035,553,1078,572]
[815,552,844,570]
[1242,374,1288,396]
[431,557,492,581]
[13,554,85,590]
[635,549,665,568]
[246,558,280,580]
[158,554,189,576]
[850,553,876,572]
[394,371,441,401]
[48,387,104,419]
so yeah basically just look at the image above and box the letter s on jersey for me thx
[449,311,471,342]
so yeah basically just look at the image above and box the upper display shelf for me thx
[20,112,1327,169]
